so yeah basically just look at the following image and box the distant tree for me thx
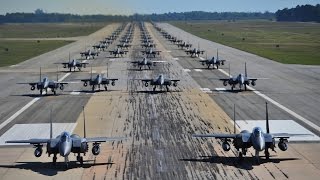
[276,4,320,22]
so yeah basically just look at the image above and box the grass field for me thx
[0,23,107,38]
[0,40,73,67]
[171,20,320,65]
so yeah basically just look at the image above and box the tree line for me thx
[0,10,274,23]
[276,4,320,22]
[1,5,320,23]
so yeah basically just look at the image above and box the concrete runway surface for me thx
[0,22,319,180]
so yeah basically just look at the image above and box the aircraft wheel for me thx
[80,156,84,166]
[52,155,57,165]
[265,149,270,160]
[238,152,243,161]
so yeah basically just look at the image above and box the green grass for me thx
[0,40,73,67]
[0,23,107,38]
[171,20,320,65]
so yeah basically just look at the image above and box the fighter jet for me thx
[6,108,125,167]
[109,48,128,57]
[17,68,69,95]
[185,48,205,57]
[80,50,99,59]
[117,42,132,49]
[57,59,88,72]
[92,43,108,51]
[200,50,226,69]
[130,57,165,70]
[141,42,156,49]
[100,39,113,45]
[120,38,132,44]
[219,63,264,91]
[192,102,311,163]
[80,66,118,92]
[56,54,89,72]
[140,74,180,91]
[141,48,161,58]
[169,37,183,44]
[177,41,192,49]
[141,39,154,44]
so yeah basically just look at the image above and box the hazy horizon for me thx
[1,0,319,15]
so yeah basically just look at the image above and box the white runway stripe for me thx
[0,98,40,130]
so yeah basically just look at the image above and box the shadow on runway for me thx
[0,161,114,176]
[134,90,182,94]
[11,93,67,98]
[59,70,89,73]
[180,155,299,170]
[213,89,256,94]
[127,68,153,71]
[190,67,229,70]
[70,89,120,94]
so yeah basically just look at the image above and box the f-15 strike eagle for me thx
[120,38,132,44]
[92,43,108,51]
[185,47,205,57]
[219,63,265,91]
[177,41,192,49]
[141,39,154,44]
[109,48,128,57]
[6,108,125,168]
[193,102,312,164]
[56,54,89,72]
[141,42,156,48]
[80,50,99,59]
[169,37,183,44]
[141,48,161,58]
[17,68,69,95]
[117,42,132,49]
[80,66,118,92]
[130,57,165,70]
[140,74,180,92]
[200,50,226,69]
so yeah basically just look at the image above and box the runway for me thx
[0,22,319,179]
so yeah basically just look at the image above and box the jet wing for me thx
[78,62,89,65]
[271,133,313,139]
[102,78,118,81]
[192,134,237,139]
[141,79,153,82]
[219,78,231,81]
[52,81,71,85]
[17,82,38,86]
[6,139,50,144]
[80,79,92,82]
[54,62,69,65]
[170,79,180,82]
[199,60,209,63]
[85,137,126,143]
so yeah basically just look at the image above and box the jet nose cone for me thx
[60,145,70,157]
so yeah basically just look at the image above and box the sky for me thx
[0,0,319,15]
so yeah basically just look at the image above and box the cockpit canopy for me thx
[253,127,263,137]
[60,132,70,142]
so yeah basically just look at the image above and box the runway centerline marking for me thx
[0,72,72,131]
[215,66,320,133]
[194,69,203,72]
